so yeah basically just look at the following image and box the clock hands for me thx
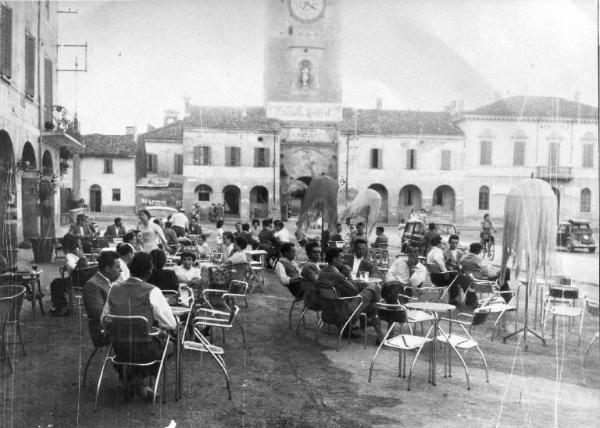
[302,0,317,11]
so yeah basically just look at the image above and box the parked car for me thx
[557,220,596,253]
[400,219,464,255]
[144,206,178,223]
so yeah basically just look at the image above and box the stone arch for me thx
[250,186,269,218]
[90,184,102,212]
[21,142,39,240]
[398,185,422,221]
[432,185,456,220]
[0,130,17,249]
[368,183,388,223]
[223,185,241,217]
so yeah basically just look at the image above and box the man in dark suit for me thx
[68,214,96,253]
[104,217,127,238]
[318,247,383,344]
[82,251,122,348]
[344,238,379,280]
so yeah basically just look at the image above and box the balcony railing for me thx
[536,166,573,181]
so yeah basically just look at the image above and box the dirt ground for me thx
[1,247,599,427]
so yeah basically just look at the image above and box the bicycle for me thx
[480,232,495,260]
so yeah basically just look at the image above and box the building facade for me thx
[1,1,81,253]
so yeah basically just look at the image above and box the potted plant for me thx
[30,172,59,263]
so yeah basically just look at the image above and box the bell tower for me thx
[264,0,342,121]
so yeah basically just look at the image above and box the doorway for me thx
[90,185,102,212]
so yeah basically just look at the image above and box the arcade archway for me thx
[250,185,269,219]
[21,142,39,240]
[432,185,456,219]
[223,185,241,217]
[288,176,311,217]
[0,130,16,249]
[399,185,422,221]
[368,183,388,223]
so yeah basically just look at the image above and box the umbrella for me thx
[298,175,338,232]
[500,178,557,348]
[340,188,382,237]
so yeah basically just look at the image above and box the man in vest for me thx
[274,242,302,296]
[300,241,321,281]
[101,252,176,401]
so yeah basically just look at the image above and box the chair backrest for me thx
[227,305,240,325]
[229,280,248,295]
[0,285,26,325]
[585,298,599,317]
[71,265,99,289]
[316,283,339,300]
[229,263,249,282]
[548,285,579,300]
[412,286,445,302]
[469,278,497,294]
[103,315,152,344]
[300,279,322,310]
[375,302,407,324]
[430,271,458,288]
[162,290,179,306]
[471,308,491,326]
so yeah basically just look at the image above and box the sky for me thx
[56,0,598,135]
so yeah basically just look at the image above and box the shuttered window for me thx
[548,143,559,167]
[25,34,35,97]
[513,141,525,166]
[580,188,591,213]
[478,186,490,210]
[406,149,416,170]
[193,146,211,165]
[441,150,451,170]
[226,146,241,167]
[370,148,382,169]
[0,6,13,78]
[254,147,270,167]
[146,154,157,173]
[103,159,113,174]
[480,141,492,165]
[583,144,593,168]
[112,189,121,202]
[44,58,53,124]
[174,154,183,174]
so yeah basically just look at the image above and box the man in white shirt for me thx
[101,252,175,401]
[426,235,446,273]
[386,244,427,287]
[221,232,235,263]
[274,243,302,295]
[273,220,290,244]
[115,243,133,284]
[227,237,249,265]
[174,251,202,287]
[170,209,189,237]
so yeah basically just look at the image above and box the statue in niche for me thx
[299,60,312,89]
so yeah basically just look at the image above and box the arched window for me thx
[478,186,490,210]
[580,188,591,213]
[195,184,212,202]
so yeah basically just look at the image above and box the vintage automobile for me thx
[557,220,596,253]
[144,206,178,223]
[401,219,464,255]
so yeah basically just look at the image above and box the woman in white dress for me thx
[137,209,168,252]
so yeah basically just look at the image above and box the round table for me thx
[405,302,455,386]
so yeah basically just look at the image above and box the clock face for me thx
[289,0,325,22]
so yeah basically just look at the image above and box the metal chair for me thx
[0,285,27,371]
[54,238,66,264]
[195,294,246,349]
[69,265,98,310]
[437,315,490,390]
[296,279,324,335]
[95,315,171,411]
[583,297,599,357]
[368,303,434,390]
[542,285,583,345]
[183,321,232,399]
[82,344,108,387]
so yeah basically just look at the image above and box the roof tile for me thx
[81,134,136,157]
[466,96,598,119]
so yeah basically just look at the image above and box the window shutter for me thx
[406,150,410,169]
[205,146,211,165]
[234,147,241,166]
[44,58,53,124]
[265,148,271,166]
[377,149,382,169]
[254,147,259,167]
[583,144,593,167]
[441,150,450,170]
[1,6,12,78]
[193,146,200,165]
[225,147,231,166]
[25,34,35,97]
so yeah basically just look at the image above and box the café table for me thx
[171,305,193,400]
[0,269,44,320]
[405,301,456,386]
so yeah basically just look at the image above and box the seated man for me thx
[443,234,463,272]
[104,217,127,238]
[163,222,180,249]
[227,237,249,264]
[82,251,122,347]
[460,242,511,307]
[68,213,95,253]
[318,248,383,344]
[221,232,235,263]
[371,226,389,249]
[174,251,202,290]
[101,252,176,401]
[240,223,257,250]
[148,249,179,292]
[426,235,447,274]
[50,241,89,316]
[123,230,144,253]
[115,243,133,284]
[344,239,378,280]
[274,242,302,296]
[385,244,427,287]
[300,241,321,281]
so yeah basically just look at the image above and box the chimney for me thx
[376,98,383,110]
[125,126,137,139]
[574,91,580,103]
[182,96,191,115]
[164,109,179,126]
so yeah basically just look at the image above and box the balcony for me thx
[536,166,573,182]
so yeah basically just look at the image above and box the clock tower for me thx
[264,0,342,121]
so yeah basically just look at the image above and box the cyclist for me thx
[480,214,495,248]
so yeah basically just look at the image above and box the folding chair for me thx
[582,297,599,357]
[438,315,490,390]
[183,321,232,399]
[196,292,246,349]
[96,315,171,411]
[368,303,434,390]
[542,285,583,345]
[315,285,366,351]
[0,285,27,371]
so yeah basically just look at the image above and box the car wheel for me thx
[567,242,574,252]
[590,247,596,254]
